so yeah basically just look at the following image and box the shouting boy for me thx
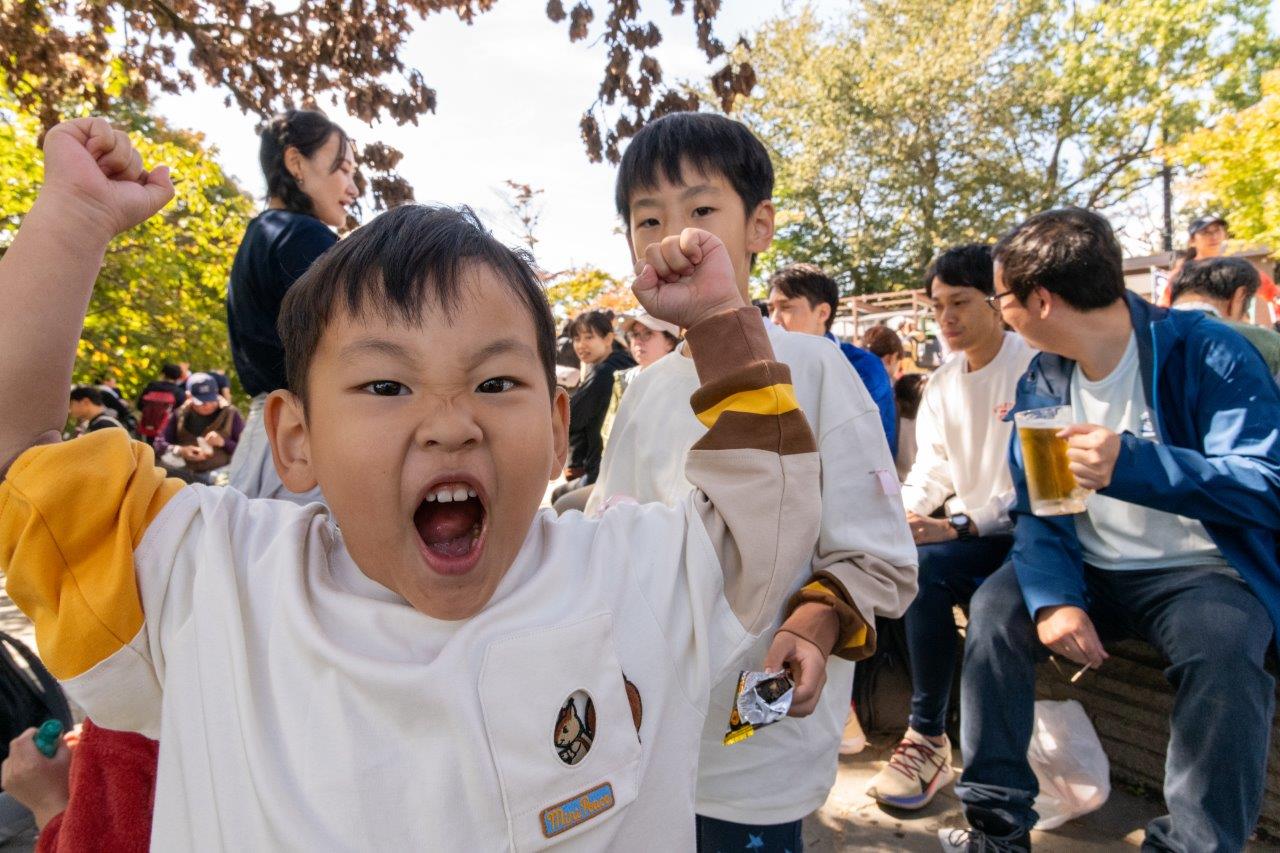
[588,112,917,850]
[0,118,820,849]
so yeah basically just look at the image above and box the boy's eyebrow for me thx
[339,337,417,363]
[630,183,719,210]
[468,338,537,368]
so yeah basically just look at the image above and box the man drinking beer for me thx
[943,208,1280,853]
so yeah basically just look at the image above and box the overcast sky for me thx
[154,1,835,279]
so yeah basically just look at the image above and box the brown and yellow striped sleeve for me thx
[687,309,816,458]
[785,573,875,661]
[682,307,822,637]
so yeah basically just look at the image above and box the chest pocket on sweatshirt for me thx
[479,613,642,851]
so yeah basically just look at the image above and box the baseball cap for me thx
[187,372,221,404]
[620,311,680,338]
[1188,215,1227,238]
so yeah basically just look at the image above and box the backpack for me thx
[853,616,914,736]
[0,631,72,772]
[853,615,964,741]
[138,387,177,440]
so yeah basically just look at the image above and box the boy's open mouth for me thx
[413,479,488,575]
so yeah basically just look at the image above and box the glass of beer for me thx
[1015,406,1089,516]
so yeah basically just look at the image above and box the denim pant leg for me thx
[954,562,1044,835]
[1094,568,1274,853]
[905,535,1013,737]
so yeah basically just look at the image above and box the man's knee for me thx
[967,564,1035,649]
[914,542,955,589]
[1159,581,1273,676]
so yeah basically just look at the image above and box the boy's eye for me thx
[636,217,659,229]
[362,380,408,397]
[693,206,714,217]
[477,377,517,394]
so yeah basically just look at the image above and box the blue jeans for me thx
[957,562,1274,851]
[695,815,802,852]
[905,535,1013,737]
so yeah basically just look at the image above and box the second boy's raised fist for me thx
[633,228,745,330]
[40,117,174,243]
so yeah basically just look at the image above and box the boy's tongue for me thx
[416,500,481,557]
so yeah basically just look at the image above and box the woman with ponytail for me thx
[225,109,358,502]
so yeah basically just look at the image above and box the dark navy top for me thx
[226,210,336,397]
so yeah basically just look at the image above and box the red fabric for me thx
[1258,272,1278,305]
[35,719,158,853]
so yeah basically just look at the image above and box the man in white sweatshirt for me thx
[865,244,1035,810]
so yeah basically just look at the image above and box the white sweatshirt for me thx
[587,319,918,825]
[0,309,821,851]
[900,332,1035,536]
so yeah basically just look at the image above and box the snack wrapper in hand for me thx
[723,669,795,746]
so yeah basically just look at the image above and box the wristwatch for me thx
[949,513,974,540]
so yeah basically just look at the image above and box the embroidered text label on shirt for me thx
[540,782,616,838]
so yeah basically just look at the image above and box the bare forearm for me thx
[0,198,111,473]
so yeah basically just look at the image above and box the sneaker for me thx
[839,708,867,756]
[865,728,953,809]
[937,826,1031,852]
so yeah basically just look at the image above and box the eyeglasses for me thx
[985,290,1016,308]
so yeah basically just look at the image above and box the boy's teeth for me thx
[424,484,477,504]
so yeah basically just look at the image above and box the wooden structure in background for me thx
[834,288,932,339]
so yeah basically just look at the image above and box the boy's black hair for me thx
[259,109,351,217]
[894,373,927,420]
[161,364,182,381]
[768,264,839,332]
[1171,257,1260,304]
[614,112,774,223]
[862,325,904,360]
[567,310,615,340]
[924,244,995,298]
[994,208,1125,311]
[279,205,557,403]
[69,385,104,405]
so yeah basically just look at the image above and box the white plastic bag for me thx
[1028,699,1110,829]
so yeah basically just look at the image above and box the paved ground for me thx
[804,732,1280,851]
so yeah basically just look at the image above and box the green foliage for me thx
[740,0,1277,293]
[544,267,637,323]
[0,90,254,402]
[1173,70,1280,248]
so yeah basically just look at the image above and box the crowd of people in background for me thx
[5,102,1280,853]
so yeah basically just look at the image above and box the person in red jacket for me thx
[2,719,157,852]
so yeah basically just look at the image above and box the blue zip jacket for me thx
[1007,292,1280,639]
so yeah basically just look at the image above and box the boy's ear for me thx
[746,199,776,256]
[264,390,319,492]
[816,302,832,327]
[550,387,570,479]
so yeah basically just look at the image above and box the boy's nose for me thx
[415,401,483,450]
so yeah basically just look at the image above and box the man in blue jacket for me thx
[766,263,897,455]
[943,208,1280,853]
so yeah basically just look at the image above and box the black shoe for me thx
[938,826,1031,852]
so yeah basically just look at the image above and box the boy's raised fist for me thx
[40,117,174,241]
[633,228,745,331]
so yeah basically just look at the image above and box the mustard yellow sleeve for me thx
[0,430,183,679]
